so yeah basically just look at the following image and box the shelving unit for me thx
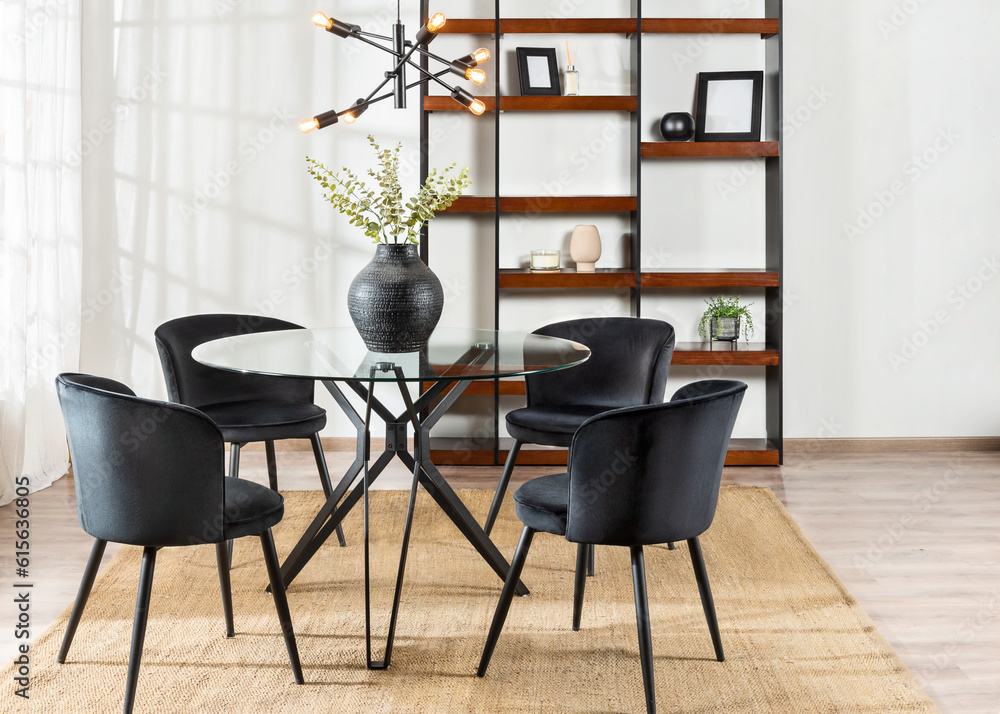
[420,0,783,467]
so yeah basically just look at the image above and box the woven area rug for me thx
[1,487,935,713]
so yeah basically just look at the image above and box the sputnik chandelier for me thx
[299,4,490,133]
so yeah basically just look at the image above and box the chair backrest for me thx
[565,380,747,546]
[154,313,315,409]
[56,374,227,547]
[526,317,675,408]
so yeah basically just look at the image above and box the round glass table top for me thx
[192,327,591,383]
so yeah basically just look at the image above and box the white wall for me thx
[78,0,1000,440]
[783,2,1000,437]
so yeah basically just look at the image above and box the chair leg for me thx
[630,545,656,714]
[687,536,724,662]
[265,440,278,492]
[227,442,242,568]
[573,543,588,631]
[57,538,107,664]
[216,543,235,638]
[587,543,596,577]
[667,542,675,551]
[259,529,304,684]
[478,526,535,677]
[484,439,521,536]
[123,546,157,714]
[310,433,346,547]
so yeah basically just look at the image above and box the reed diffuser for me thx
[564,41,579,96]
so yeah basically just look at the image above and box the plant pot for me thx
[347,243,444,353]
[710,316,740,341]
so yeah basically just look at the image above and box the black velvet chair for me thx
[55,374,303,714]
[477,380,747,714]
[155,314,345,552]
[483,317,675,576]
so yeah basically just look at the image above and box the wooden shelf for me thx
[429,439,779,467]
[445,196,636,213]
[642,142,779,158]
[641,270,779,288]
[642,18,779,37]
[424,96,636,112]
[674,343,780,366]
[725,439,781,465]
[438,18,638,35]
[437,343,779,400]
[499,268,637,289]
[442,196,496,212]
[421,380,523,397]
[436,18,777,38]
[435,19,496,34]
[423,96,497,113]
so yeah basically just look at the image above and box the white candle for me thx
[530,250,560,270]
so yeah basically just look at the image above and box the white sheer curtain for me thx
[0,1,83,505]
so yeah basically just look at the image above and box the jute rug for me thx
[1,487,935,713]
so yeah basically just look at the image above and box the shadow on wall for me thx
[78,1,428,405]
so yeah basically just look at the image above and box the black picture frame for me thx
[694,71,764,142]
[515,47,561,96]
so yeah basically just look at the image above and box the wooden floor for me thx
[2,450,998,713]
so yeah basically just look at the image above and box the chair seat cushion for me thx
[223,478,284,540]
[200,400,327,443]
[506,405,610,447]
[513,472,569,536]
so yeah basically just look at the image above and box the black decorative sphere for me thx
[659,112,695,142]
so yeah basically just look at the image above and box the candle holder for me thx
[530,250,561,273]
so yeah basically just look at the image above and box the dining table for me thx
[192,326,590,669]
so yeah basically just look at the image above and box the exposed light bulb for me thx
[299,118,320,134]
[343,100,367,125]
[312,11,333,30]
[469,99,486,116]
[472,47,490,64]
[427,13,446,33]
[466,67,487,85]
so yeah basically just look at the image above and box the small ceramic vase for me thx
[570,225,601,272]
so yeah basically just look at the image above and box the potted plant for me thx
[307,135,471,352]
[697,295,755,343]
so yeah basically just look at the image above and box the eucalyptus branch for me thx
[307,135,471,245]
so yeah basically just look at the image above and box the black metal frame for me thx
[694,70,765,143]
[515,47,561,96]
[272,343,529,669]
[420,0,785,466]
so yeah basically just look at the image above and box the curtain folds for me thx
[0,1,83,505]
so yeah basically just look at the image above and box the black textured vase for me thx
[347,243,444,353]
[659,112,695,142]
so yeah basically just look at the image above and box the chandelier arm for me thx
[404,59,458,92]
[349,70,447,115]
[408,69,450,88]
[349,32,403,58]
[407,43,455,68]
[353,29,395,42]
[364,74,399,105]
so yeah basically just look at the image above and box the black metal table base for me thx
[274,348,528,670]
